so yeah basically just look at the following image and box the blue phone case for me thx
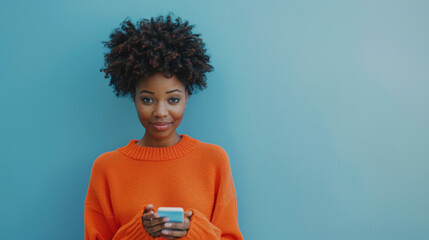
[157,207,184,223]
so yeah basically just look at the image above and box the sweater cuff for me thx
[113,205,153,240]
[185,208,222,239]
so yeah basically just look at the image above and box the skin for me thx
[133,72,188,147]
[142,204,193,239]
[133,72,193,238]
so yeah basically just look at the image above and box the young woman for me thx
[84,14,244,240]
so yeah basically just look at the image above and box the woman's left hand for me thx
[160,210,193,239]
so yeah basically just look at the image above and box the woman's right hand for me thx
[141,204,170,238]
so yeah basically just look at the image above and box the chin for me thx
[148,129,175,138]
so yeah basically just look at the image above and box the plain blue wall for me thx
[1,0,428,239]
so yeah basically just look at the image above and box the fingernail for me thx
[164,223,172,227]
[163,217,169,221]
[154,213,159,218]
[162,230,169,234]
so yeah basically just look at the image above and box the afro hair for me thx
[100,13,214,100]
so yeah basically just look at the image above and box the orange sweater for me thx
[84,134,244,240]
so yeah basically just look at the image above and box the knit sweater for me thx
[84,134,244,240]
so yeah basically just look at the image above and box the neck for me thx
[138,132,181,147]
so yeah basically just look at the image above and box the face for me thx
[133,72,188,143]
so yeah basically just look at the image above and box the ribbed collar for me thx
[117,134,200,161]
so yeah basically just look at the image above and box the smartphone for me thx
[157,207,184,223]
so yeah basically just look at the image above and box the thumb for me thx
[144,204,154,213]
[185,210,193,217]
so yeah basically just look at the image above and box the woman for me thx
[84,14,244,240]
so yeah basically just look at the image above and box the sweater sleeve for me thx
[84,203,152,240]
[185,148,244,240]
[84,156,153,240]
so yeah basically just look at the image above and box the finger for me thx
[144,204,154,213]
[162,236,176,240]
[149,230,163,238]
[162,229,187,238]
[142,212,157,221]
[185,210,193,217]
[144,219,168,229]
[143,215,169,227]
[148,230,161,239]
[163,222,189,231]
[144,217,169,237]
[183,211,193,224]
[150,223,165,233]
[145,224,164,238]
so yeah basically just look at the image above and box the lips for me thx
[151,122,172,125]
[150,122,172,131]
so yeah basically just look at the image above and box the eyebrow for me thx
[139,89,182,94]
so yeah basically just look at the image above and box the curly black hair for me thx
[99,13,214,100]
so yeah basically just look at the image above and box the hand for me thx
[161,210,193,239]
[141,204,170,238]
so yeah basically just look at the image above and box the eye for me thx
[169,98,180,103]
[141,97,153,104]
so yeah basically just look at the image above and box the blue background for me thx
[1,0,428,239]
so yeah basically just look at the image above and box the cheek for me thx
[136,107,151,123]
[170,106,186,121]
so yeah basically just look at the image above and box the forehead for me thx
[136,73,185,91]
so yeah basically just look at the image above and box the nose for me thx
[153,101,168,118]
